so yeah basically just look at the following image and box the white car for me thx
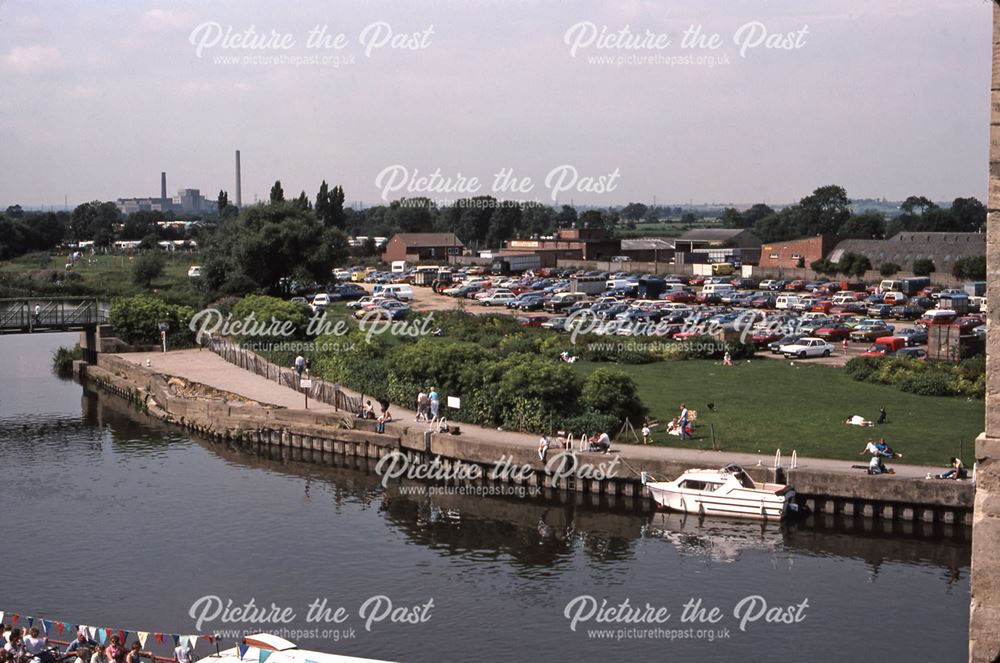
[479,292,516,306]
[333,268,352,280]
[311,293,331,312]
[779,337,834,358]
[187,265,202,278]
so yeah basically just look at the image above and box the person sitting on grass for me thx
[876,437,902,459]
[868,454,894,475]
[938,457,967,480]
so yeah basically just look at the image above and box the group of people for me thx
[0,628,163,663]
[666,403,693,440]
[860,437,902,474]
[358,399,393,433]
[414,388,441,422]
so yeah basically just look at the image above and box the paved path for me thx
[119,349,943,479]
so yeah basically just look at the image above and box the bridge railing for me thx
[0,297,109,331]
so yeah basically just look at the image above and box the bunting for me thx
[259,650,273,663]
[0,609,210,658]
[237,644,249,660]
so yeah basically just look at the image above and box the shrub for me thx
[51,344,82,376]
[557,411,621,438]
[897,371,958,397]
[844,356,881,382]
[879,262,901,277]
[230,294,311,342]
[108,294,195,346]
[912,258,935,277]
[580,368,647,424]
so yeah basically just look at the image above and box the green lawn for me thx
[572,359,984,467]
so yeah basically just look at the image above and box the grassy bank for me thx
[572,359,983,467]
[0,252,200,301]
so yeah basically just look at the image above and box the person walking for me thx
[679,403,689,440]
[33,304,41,326]
[429,387,440,420]
[294,355,305,378]
[416,390,429,421]
[538,435,550,462]
[641,422,651,445]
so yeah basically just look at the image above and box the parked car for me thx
[896,327,928,346]
[517,315,548,327]
[779,337,834,358]
[768,334,804,353]
[892,347,928,361]
[814,323,853,341]
[541,317,568,331]
[479,292,516,306]
[866,304,893,319]
[849,322,895,342]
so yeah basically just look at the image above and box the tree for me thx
[293,191,311,211]
[217,190,229,213]
[912,258,935,277]
[132,252,165,287]
[720,207,744,228]
[621,202,648,221]
[5,204,24,219]
[315,180,331,226]
[950,197,986,232]
[952,255,987,280]
[557,205,577,228]
[838,211,885,238]
[230,295,311,342]
[879,262,901,277]
[329,185,346,230]
[579,210,606,229]
[810,258,839,276]
[837,252,872,278]
[108,294,194,345]
[743,203,774,227]
[71,201,120,245]
[269,180,285,204]
[799,185,851,235]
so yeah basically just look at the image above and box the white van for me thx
[700,283,735,297]
[391,260,408,274]
[375,284,414,301]
[775,295,800,310]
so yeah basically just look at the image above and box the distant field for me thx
[0,252,200,299]
[572,359,983,467]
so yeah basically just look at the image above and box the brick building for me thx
[760,234,843,269]
[382,233,465,263]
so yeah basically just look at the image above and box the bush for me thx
[51,344,82,376]
[845,356,881,382]
[897,371,958,397]
[912,258,935,276]
[879,262,901,277]
[230,294,311,342]
[557,411,621,438]
[952,255,986,280]
[108,294,195,346]
[580,368,647,424]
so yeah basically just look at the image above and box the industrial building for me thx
[116,171,212,215]
[826,232,986,273]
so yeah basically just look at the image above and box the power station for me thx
[115,150,243,214]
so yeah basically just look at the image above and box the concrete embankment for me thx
[76,353,974,525]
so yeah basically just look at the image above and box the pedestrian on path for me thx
[429,387,440,419]
[679,403,690,440]
[294,355,305,377]
[416,391,429,421]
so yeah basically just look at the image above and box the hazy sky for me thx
[0,0,992,208]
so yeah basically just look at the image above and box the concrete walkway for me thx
[120,349,944,480]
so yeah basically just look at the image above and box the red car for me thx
[663,290,696,303]
[517,315,548,327]
[811,299,834,313]
[814,323,853,341]
[785,280,806,291]
[751,331,784,347]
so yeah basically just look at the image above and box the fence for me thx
[209,339,362,413]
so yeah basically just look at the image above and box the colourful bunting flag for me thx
[154,633,164,646]
[237,644,249,660]
[56,623,65,635]
[26,617,33,628]
[12,615,19,625]
[0,612,4,624]
[171,635,180,647]
[98,629,107,645]
[137,632,149,649]
[87,626,98,642]
[119,631,128,645]
[42,620,53,635]
[259,650,272,663]
[202,636,214,644]
[105,628,113,643]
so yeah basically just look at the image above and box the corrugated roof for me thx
[678,228,754,241]
[390,233,464,247]
[621,238,674,250]
[828,233,984,266]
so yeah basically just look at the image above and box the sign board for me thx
[300,379,313,389]
[447,396,461,409]
[158,322,170,332]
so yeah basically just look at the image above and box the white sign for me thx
[447,396,460,409]
[300,379,313,389]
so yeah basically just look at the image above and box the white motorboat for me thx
[196,633,396,663]
[643,464,798,520]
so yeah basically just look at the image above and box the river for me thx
[0,333,971,662]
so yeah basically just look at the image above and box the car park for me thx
[849,322,895,342]
[896,327,928,346]
[893,347,928,361]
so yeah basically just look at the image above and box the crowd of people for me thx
[0,628,169,663]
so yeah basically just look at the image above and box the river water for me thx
[0,334,971,662]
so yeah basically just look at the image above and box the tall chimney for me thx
[160,171,167,200]
[235,150,242,208]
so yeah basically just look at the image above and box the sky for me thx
[0,0,993,209]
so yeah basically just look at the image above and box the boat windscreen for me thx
[734,471,755,489]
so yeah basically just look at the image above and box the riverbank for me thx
[76,346,975,524]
